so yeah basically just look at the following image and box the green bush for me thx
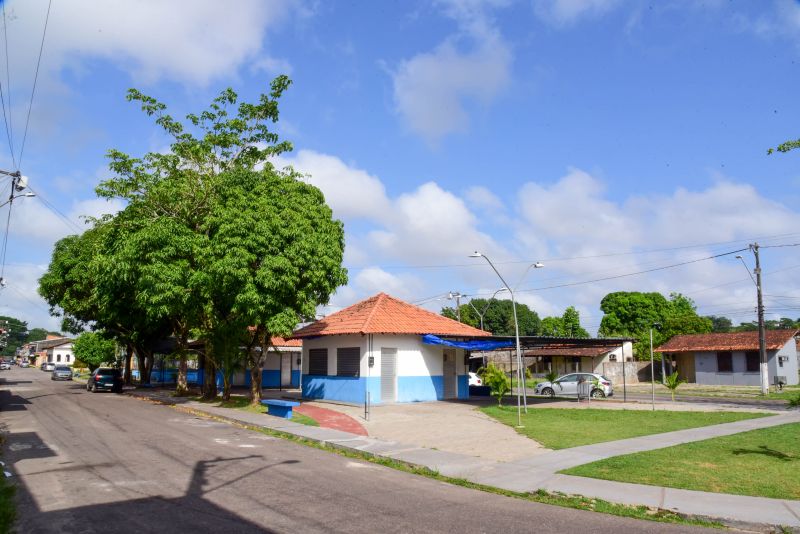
[545,370,559,384]
[788,392,800,409]
[479,363,510,406]
[664,371,685,401]
[524,367,532,380]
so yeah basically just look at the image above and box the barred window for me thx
[717,351,733,373]
[337,347,360,377]
[308,349,328,376]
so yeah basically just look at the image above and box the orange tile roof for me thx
[270,336,301,347]
[292,293,491,338]
[523,347,613,358]
[656,330,798,353]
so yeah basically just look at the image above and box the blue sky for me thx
[0,0,799,333]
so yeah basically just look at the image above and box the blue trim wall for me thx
[291,370,301,388]
[302,376,380,404]
[397,376,443,402]
[457,374,468,399]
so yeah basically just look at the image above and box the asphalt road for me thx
[1,368,711,534]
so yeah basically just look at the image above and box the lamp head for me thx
[469,251,482,258]
[533,262,544,268]
[735,255,743,259]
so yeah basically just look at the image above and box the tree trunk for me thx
[124,343,134,386]
[248,328,266,406]
[222,371,232,401]
[202,355,217,400]
[175,334,189,397]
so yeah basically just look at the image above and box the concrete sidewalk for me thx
[128,389,800,529]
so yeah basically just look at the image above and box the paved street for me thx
[0,368,711,533]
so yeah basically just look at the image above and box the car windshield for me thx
[55,366,70,371]
[97,369,120,377]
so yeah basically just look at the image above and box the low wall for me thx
[600,361,652,384]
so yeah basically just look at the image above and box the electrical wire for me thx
[0,1,13,169]
[25,184,84,233]
[17,0,52,170]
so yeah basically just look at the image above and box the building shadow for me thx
[0,390,31,412]
[5,434,297,533]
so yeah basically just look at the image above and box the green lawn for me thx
[192,395,319,427]
[562,423,800,500]
[625,382,800,402]
[480,406,769,449]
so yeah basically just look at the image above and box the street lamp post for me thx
[468,287,509,331]
[470,252,543,426]
[649,322,661,411]
[448,291,463,322]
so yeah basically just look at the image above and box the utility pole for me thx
[752,243,769,395]
[448,291,463,322]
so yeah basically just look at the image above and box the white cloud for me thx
[275,150,392,221]
[7,0,296,86]
[465,185,504,211]
[7,195,123,243]
[391,1,512,144]
[0,263,60,331]
[533,0,621,26]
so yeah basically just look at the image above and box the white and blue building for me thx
[293,293,493,404]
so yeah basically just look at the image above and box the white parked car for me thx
[534,373,613,398]
[0,361,10,370]
[468,371,483,386]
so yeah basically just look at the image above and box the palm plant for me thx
[545,370,559,384]
[664,371,685,402]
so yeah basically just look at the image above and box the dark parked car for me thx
[87,368,123,393]
[51,365,73,380]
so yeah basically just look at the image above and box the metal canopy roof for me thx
[434,335,634,352]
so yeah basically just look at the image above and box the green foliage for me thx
[545,370,559,383]
[73,331,117,371]
[664,371,685,402]
[524,367,532,380]
[479,363,511,406]
[540,306,590,337]
[767,137,800,155]
[599,292,712,359]
[0,316,27,357]
[706,315,732,333]
[788,393,800,409]
[442,298,540,335]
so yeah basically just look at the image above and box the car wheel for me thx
[591,389,605,398]
[91,383,97,393]
[541,387,554,398]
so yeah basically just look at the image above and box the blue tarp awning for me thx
[422,334,514,351]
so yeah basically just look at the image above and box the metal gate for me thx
[280,353,291,387]
[443,349,456,399]
[381,348,396,403]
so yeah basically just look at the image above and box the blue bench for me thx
[261,399,301,419]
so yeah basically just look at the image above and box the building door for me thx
[381,348,397,403]
[443,349,456,399]
[280,353,292,387]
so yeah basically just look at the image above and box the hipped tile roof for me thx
[270,336,301,347]
[292,293,490,338]
[655,330,798,353]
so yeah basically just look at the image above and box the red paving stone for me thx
[294,404,368,436]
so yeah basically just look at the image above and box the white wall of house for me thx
[47,344,75,366]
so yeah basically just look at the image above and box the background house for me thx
[292,293,489,404]
[24,336,74,367]
[656,330,799,386]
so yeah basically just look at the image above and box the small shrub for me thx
[545,370,559,384]
[480,363,510,406]
[664,371,685,402]
[788,392,800,409]
[524,367,532,380]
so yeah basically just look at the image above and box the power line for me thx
[0,2,13,169]
[17,0,52,170]
[24,184,84,233]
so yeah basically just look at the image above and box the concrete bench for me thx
[261,399,301,419]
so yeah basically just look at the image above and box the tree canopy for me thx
[599,291,712,359]
[73,331,117,371]
[441,298,541,336]
[39,75,347,401]
[539,306,590,338]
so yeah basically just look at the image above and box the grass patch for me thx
[170,403,721,530]
[0,433,15,534]
[191,395,319,427]
[625,383,800,402]
[562,422,800,500]
[480,406,769,449]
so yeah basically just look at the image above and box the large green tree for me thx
[92,75,346,400]
[442,298,540,336]
[599,291,712,359]
[0,316,28,357]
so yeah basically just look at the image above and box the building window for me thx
[66,355,70,362]
[717,351,733,373]
[571,356,580,372]
[56,354,61,362]
[745,351,759,372]
[308,349,328,376]
[337,347,360,377]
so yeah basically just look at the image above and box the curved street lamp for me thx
[470,252,544,427]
